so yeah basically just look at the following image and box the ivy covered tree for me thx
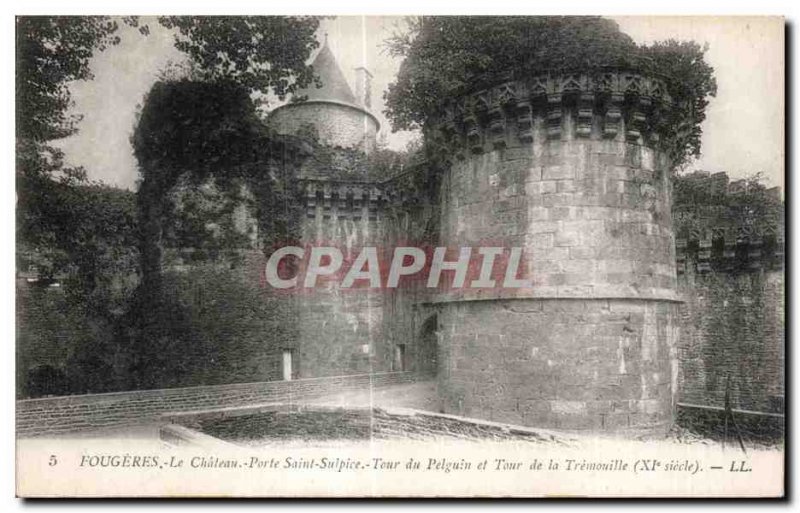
[132,80,269,298]
[128,17,321,388]
[132,16,320,294]
[384,16,717,170]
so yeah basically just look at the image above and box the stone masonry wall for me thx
[672,173,785,414]
[437,298,678,432]
[16,372,415,438]
[291,179,397,378]
[378,197,441,375]
[439,139,676,302]
[271,102,379,152]
[433,70,679,434]
[678,267,785,413]
[292,168,441,379]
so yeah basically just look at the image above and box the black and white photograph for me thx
[11,9,786,498]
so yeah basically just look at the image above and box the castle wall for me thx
[271,102,379,152]
[267,66,786,436]
[289,180,395,378]
[434,71,680,435]
[438,299,677,431]
[677,262,784,414]
[377,202,440,376]
[672,183,785,414]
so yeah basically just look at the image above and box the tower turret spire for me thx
[269,32,380,152]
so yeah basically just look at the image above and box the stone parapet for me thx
[437,68,671,154]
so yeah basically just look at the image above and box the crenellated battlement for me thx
[438,68,671,154]
[297,177,417,222]
[674,209,785,274]
[672,171,785,274]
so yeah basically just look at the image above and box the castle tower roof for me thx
[294,38,357,105]
[270,35,379,152]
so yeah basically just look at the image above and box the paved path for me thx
[308,380,439,411]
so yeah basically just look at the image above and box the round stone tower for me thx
[434,70,681,435]
[267,37,390,380]
[269,39,380,152]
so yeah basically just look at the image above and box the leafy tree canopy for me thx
[16,15,320,182]
[16,16,143,145]
[384,16,717,169]
[17,178,138,300]
[133,80,270,191]
[158,16,321,100]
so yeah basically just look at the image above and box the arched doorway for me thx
[417,315,439,377]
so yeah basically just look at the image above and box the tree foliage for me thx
[17,179,138,296]
[17,284,127,397]
[384,16,717,169]
[16,16,146,292]
[17,16,321,393]
[16,16,135,145]
[158,16,321,100]
[385,16,638,131]
[132,80,268,298]
[639,40,717,169]
[16,14,319,144]
[16,17,145,397]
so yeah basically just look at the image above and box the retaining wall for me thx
[16,372,415,438]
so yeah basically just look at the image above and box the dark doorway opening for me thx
[418,315,439,377]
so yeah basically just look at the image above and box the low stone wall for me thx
[16,372,415,438]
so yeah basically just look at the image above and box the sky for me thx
[54,16,784,192]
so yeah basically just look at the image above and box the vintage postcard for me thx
[14,14,785,497]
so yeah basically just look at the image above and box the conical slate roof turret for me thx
[270,34,379,152]
[294,37,357,105]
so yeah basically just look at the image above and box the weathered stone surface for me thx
[677,265,784,413]
[271,102,379,152]
[435,299,678,434]
[432,72,679,434]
